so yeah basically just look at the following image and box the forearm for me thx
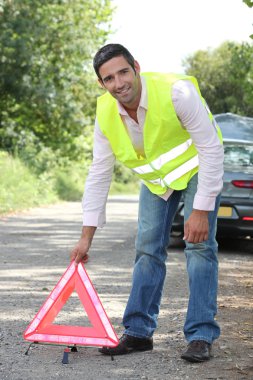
[80,226,97,242]
[193,144,224,211]
[70,226,97,264]
[82,119,115,227]
[82,157,114,227]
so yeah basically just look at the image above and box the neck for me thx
[123,103,138,113]
[124,107,138,123]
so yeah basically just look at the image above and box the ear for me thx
[134,60,141,74]
[98,78,105,88]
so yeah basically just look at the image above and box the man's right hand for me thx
[70,226,96,265]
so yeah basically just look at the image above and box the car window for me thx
[215,114,253,142]
[224,144,253,167]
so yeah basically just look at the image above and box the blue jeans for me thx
[123,174,221,344]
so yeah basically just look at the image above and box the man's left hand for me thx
[184,209,209,243]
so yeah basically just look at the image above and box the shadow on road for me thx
[217,237,253,254]
[168,236,253,254]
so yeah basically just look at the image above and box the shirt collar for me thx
[117,76,147,116]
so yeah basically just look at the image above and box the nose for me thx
[114,75,124,90]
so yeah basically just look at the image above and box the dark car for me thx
[171,113,253,240]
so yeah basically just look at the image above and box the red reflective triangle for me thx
[23,262,119,347]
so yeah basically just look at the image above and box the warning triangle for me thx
[23,262,119,347]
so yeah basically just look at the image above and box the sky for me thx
[106,0,253,73]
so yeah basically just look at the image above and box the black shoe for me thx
[98,334,153,355]
[181,340,212,363]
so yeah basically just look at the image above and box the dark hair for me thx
[93,43,135,80]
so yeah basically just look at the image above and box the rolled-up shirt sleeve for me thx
[172,80,224,211]
[82,118,115,227]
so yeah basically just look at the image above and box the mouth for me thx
[116,87,130,96]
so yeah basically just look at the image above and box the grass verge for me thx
[0,151,58,214]
[0,151,140,215]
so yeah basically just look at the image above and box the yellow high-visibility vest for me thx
[96,72,222,195]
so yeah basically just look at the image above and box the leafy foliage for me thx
[243,0,253,8]
[0,150,57,213]
[0,0,113,160]
[243,0,253,38]
[183,41,253,116]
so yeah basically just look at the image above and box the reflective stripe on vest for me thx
[132,138,193,175]
[147,155,199,187]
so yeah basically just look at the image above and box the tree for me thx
[243,0,253,38]
[0,0,113,159]
[243,0,253,8]
[182,41,253,116]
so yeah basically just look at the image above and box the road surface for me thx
[0,198,252,379]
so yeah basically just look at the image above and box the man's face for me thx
[98,55,141,108]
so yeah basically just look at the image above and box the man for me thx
[70,44,224,362]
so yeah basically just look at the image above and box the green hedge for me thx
[0,151,140,215]
[0,151,57,214]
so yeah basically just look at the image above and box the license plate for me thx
[218,206,233,217]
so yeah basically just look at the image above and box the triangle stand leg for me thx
[62,345,78,364]
[62,347,70,364]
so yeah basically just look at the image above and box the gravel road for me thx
[0,198,252,380]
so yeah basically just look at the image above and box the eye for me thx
[103,76,113,83]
